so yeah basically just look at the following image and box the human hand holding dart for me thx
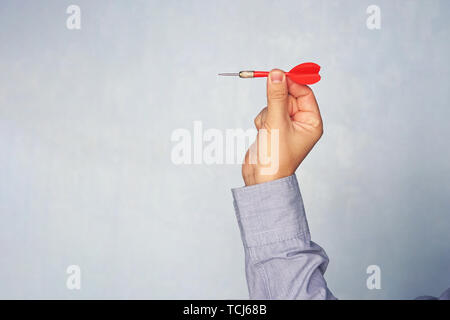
[237,69,324,186]
[219,62,321,85]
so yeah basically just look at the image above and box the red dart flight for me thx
[219,62,321,85]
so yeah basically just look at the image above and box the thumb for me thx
[267,69,289,124]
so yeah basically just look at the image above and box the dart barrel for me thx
[238,71,254,78]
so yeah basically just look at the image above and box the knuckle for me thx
[317,125,324,137]
[308,116,323,130]
[307,117,323,138]
[254,117,259,127]
[303,85,313,95]
[312,118,322,129]
[315,120,324,137]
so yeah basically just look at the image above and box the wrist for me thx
[242,165,294,186]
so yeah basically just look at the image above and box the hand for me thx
[242,69,323,186]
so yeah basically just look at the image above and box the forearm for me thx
[232,175,336,300]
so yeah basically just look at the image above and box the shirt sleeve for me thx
[232,174,336,300]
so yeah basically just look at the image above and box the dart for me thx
[218,62,321,85]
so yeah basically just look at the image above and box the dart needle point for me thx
[218,73,239,76]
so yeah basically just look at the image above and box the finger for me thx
[286,77,313,97]
[288,95,297,116]
[292,112,323,130]
[266,69,289,123]
[287,77,320,114]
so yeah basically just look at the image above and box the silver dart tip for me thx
[218,73,239,76]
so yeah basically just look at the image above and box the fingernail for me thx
[270,70,284,83]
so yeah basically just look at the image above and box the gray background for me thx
[0,0,449,299]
